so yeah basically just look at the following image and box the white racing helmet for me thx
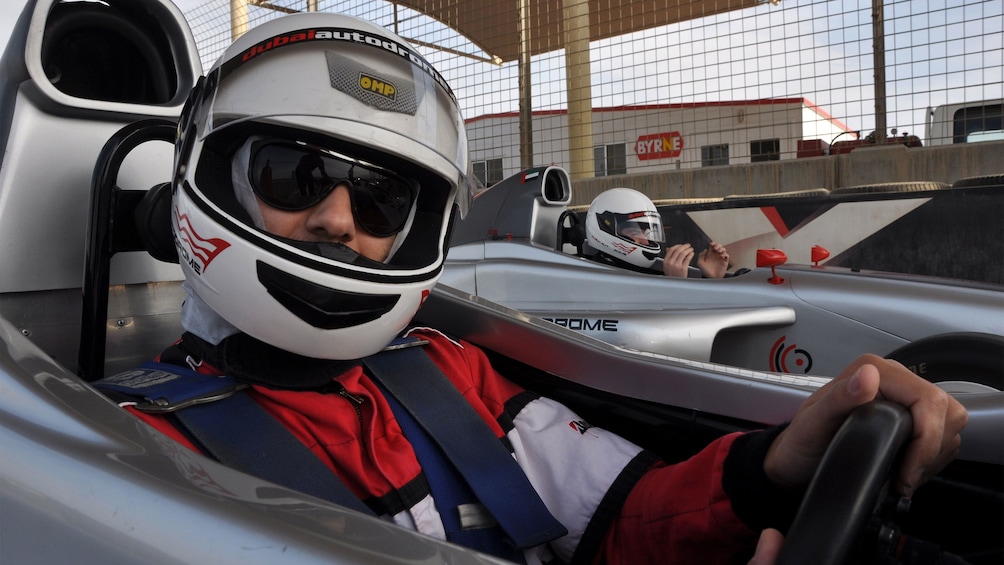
[172,13,473,360]
[585,187,665,269]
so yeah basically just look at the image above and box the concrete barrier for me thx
[570,140,1004,206]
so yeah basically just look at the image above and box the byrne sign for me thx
[635,131,684,160]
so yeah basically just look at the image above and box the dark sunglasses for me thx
[248,140,418,237]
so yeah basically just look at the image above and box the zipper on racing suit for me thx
[334,382,366,425]
[318,381,366,425]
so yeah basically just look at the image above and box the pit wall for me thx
[569,140,1004,206]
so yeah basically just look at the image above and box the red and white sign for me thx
[635,131,684,160]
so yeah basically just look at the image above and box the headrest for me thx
[134,182,179,263]
[556,208,586,256]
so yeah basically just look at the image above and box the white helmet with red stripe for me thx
[585,188,665,269]
[171,12,473,360]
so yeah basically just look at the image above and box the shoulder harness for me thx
[93,337,566,560]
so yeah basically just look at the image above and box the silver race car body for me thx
[442,166,1004,385]
[1,1,1001,563]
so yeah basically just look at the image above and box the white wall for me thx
[466,99,850,179]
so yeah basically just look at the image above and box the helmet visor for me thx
[187,24,473,217]
[606,211,665,245]
[248,139,418,237]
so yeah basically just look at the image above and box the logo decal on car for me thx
[769,335,813,373]
[542,317,619,332]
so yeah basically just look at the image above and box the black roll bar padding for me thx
[78,119,177,382]
[134,182,181,264]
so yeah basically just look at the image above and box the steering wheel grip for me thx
[778,401,913,565]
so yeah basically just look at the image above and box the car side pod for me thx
[756,248,788,284]
[811,245,831,267]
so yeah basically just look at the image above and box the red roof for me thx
[465,97,853,132]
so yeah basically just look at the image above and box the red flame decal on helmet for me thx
[174,209,231,272]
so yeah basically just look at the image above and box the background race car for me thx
[443,166,1004,387]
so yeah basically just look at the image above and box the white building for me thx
[465,98,853,186]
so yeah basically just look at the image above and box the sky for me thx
[3,0,1000,142]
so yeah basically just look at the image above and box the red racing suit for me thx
[123,327,796,564]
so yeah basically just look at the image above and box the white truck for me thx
[925,98,1003,145]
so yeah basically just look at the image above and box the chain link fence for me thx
[180,0,1003,187]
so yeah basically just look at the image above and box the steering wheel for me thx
[777,401,913,565]
[885,333,1004,391]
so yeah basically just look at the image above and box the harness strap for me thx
[94,361,246,412]
[94,362,375,516]
[174,390,376,516]
[377,380,527,563]
[97,341,567,553]
[364,341,568,550]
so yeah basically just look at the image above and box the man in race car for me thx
[110,13,966,565]
[585,187,732,278]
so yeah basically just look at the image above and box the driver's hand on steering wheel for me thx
[697,241,730,279]
[763,354,967,498]
[748,529,784,565]
[662,243,695,278]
